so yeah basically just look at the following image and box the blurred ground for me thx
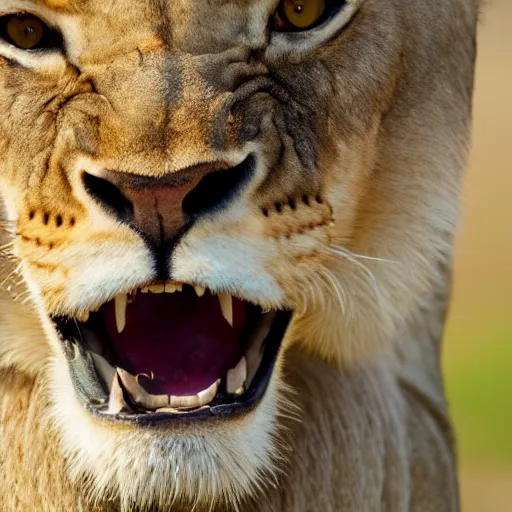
[443,0,512,510]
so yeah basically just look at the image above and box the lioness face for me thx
[0,0,476,508]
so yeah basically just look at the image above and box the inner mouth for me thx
[53,283,291,421]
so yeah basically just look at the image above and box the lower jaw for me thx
[53,285,292,425]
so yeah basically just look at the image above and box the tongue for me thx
[103,288,245,396]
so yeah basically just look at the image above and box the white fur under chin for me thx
[48,353,292,512]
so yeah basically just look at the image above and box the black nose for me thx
[81,156,255,247]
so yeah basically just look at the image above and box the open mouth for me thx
[52,283,291,423]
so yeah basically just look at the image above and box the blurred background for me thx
[443,0,512,510]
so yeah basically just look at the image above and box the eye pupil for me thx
[0,14,60,51]
[277,0,329,32]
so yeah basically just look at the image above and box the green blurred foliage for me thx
[444,321,512,463]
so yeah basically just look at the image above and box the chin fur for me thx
[47,350,296,511]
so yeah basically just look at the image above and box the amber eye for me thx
[274,0,345,32]
[277,0,325,30]
[0,14,61,50]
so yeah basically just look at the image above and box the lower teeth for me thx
[108,373,130,415]
[169,379,220,408]
[226,357,247,394]
[83,311,278,415]
[117,368,169,410]
[102,363,244,415]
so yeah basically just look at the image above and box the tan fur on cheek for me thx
[0,298,49,377]
[0,0,477,509]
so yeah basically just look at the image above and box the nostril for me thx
[182,155,255,217]
[82,172,134,223]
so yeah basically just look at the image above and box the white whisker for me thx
[0,241,15,252]
[331,247,378,288]
[0,221,16,234]
[73,319,84,344]
[320,268,346,316]
[0,262,23,289]
[326,245,387,312]
[331,245,397,264]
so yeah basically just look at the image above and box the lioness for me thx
[0,0,478,510]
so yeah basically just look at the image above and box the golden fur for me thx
[0,0,478,510]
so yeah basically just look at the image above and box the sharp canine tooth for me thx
[226,357,247,394]
[245,312,275,387]
[194,286,206,297]
[197,379,220,404]
[115,294,127,334]
[117,368,169,410]
[71,343,81,362]
[165,283,176,293]
[91,352,116,390]
[218,293,233,327]
[108,373,128,415]
[149,284,165,294]
[169,379,220,409]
